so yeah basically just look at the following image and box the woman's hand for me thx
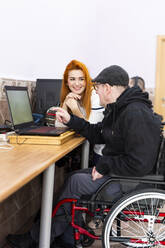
[65,98,85,118]
[53,107,71,124]
[65,98,78,110]
[62,93,81,111]
[65,92,81,100]
[92,166,103,181]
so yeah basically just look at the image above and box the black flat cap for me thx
[92,65,129,87]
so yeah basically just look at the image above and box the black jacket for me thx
[67,87,161,177]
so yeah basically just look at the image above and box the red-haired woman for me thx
[60,59,92,119]
[58,60,104,163]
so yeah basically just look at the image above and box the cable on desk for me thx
[0,141,13,150]
[16,135,28,145]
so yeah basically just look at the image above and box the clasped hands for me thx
[63,92,81,108]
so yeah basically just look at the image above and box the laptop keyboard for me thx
[18,126,69,136]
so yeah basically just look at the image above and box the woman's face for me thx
[67,69,86,95]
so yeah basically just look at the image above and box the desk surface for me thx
[0,136,85,203]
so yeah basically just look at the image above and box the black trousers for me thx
[30,168,109,244]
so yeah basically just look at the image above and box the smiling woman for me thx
[61,69,87,119]
[56,59,105,168]
[67,70,86,95]
[59,59,105,153]
[60,59,92,120]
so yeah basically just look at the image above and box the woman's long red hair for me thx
[60,60,92,120]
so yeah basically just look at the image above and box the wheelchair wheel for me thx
[102,188,165,248]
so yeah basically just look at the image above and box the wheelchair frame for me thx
[52,132,165,248]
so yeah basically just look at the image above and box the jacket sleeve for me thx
[67,114,105,144]
[96,107,161,177]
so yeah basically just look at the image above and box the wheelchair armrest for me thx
[110,174,164,182]
[90,173,165,202]
[94,174,165,196]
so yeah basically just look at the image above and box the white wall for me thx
[0,0,165,87]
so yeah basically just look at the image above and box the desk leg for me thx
[81,140,89,169]
[39,163,55,248]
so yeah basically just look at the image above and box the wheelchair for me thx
[52,130,165,248]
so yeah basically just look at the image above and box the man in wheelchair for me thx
[7,65,163,248]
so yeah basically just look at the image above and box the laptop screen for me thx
[5,86,34,127]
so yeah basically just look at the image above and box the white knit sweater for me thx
[89,90,105,156]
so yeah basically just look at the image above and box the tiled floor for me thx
[3,227,102,248]
[4,240,122,248]
[3,235,123,248]
[3,226,102,248]
[2,220,119,248]
[3,240,102,248]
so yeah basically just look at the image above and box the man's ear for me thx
[105,83,111,93]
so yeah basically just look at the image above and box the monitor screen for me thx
[6,89,33,126]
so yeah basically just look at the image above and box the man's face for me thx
[93,83,107,107]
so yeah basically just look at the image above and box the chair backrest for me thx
[32,79,62,114]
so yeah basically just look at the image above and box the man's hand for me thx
[92,166,103,181]
[53,107,71,124]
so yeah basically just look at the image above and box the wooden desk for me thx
[0,136,86,248]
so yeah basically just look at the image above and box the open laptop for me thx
[5,86,69,136]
